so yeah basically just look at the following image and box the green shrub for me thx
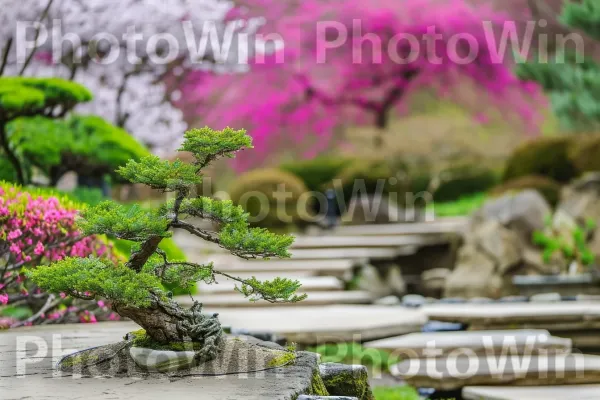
[569,134,600,173]
[333,159,406,207]
[229,168,311,228]
[503,137,578,183]
[281,156,354,192]
[490,175,562,207]
[7,115,149,183]
[372,386,420,400]
[433,164,498,202]
[434,192,487,217]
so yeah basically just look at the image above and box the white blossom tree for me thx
[0,0,259,154]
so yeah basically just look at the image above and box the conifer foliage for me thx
[29,127,304,361]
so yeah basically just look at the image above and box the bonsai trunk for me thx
[114,295,224,361]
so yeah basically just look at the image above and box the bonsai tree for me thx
[0,77,148,187]
[29,127,305,362]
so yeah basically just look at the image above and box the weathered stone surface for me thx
[402,294,426,308]
[374,295,401,306]
[205,305,427,344]
[529,292,562,303]
[421,268,450,296]
[364,329,571,359]
[473,190,551,244]
[129,347,196,372]
[463,384,600,400]
[444,244,504,298]
[422,302,600,326]
[0,323,327,400]
[392,354,600,391]
[444,191,554,299]
[319,363,375,400]
[333,218,467,236]
[178,290,374,308]
[558,173,600,263]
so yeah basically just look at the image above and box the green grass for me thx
[432,192,486,217]
[373,386,421,400]
[308,342,400,374]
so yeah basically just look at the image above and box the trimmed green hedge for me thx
[503,137,578,183]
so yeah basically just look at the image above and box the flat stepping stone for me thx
[207,258,357,278]
[364,330,571,359]
[463,384,600,400]
[392,354,600,391]
[202,305,427,344]
[288,247,415,259]
[333,219,467,236]
[422,302,600,326]
[0,323,325,400]
[291,235,446,249]
[176,291,374,308]
[198,276,343,294]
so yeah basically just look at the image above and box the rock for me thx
[421,268,450,297]
[476,220,523,274]
[318,363,375,400]
[422,321,464,332]
[437,297,467,304]
[530,292,562,303]
[557,173,600,262]
[402,294,426,308]
[444,244,504,298]
[374,295,401,306]
[498,295,528,303]
[469,297,494,304]
[357,264,405,298]
[473,190,551,244]
[443,192,552,299]
[129,346,196,372]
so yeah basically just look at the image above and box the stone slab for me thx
[463,384,600,400]
[392,354,600,390]
[364,330,571,358]
[208,258,358,278]
[177,291,374,308]
[198,276,344,294]
[202,305,427,344]
[288,247,415,259]
[422,302,600,325]
[333,219,467,236]
[0,323,322,400]
[291,235,446,249]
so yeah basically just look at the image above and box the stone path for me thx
[198,276,344,294]
[290,235,447,249]
[363,330,572,358]
[203,305,427,344]
[177,290,374,308]
[0,323,322,400]
[392,354,600,391]
[332,218,467,236]
[463,384,600,400]
[207,257,357,278]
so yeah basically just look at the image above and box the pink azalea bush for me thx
[0,183,120,327]
[182,0,544,170]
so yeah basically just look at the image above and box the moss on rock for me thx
[319,363,375,400]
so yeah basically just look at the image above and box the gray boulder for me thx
[318,363,374,400]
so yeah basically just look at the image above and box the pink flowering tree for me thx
[183,0,543,170]
[0,183,118,328]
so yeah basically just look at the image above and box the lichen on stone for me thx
[268,343,298,367]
